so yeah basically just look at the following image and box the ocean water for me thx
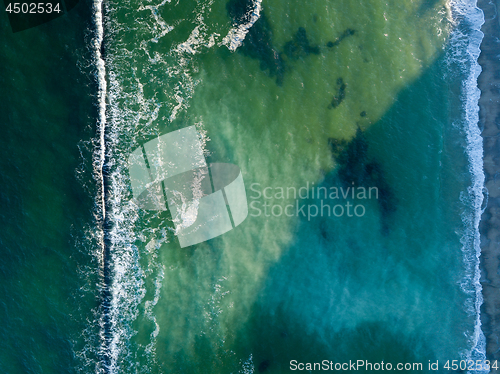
[0,0,487,372]
[0,1,100,372]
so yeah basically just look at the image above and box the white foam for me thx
[91,0,112,372]
[221,0,262,51]
[93,0,106,253]
[240,354,255,374]
[139,0,174,43]
[143,238,166,362]
[89,1,211,368]
[91,1,157,372]
[448,0,487,369]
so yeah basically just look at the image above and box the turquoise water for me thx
[0,0,487,372]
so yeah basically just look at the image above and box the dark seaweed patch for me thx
[258,359,271,372]
[326,28,356,48]
[360,111,367,117]
[417,0,440,15]
[226,1,330,85]
[329,78,346,109]
[283,27,320,60]
[329,129,396,234]
[329,129,367,186]
[226,0,285,85]
[226,0,255,24]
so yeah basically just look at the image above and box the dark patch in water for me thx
[360,111,367,117]
[284,27,320,60]
[417,0,440,14]
[226,1,327,85]
[226,0,254,24]
[100,41,106,59]
[328,78,346,109]
[320,220,332,240]
[326,28,355,48]
[258,359,271,372]
[226,0,285,85]
[329,128,396,234]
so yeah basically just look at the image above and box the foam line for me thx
[449,0,488,369]
[92,0,114,372]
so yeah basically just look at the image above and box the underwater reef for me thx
[329,128,396,234]
[326,28,356,48]
[227,0,286,85]
[284,27,320,60]
[226,0,355,86]
[329,77,347,109]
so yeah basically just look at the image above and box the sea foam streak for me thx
[91,0,149,372]
[89,0,216,371]
[449,0,487,369]
[221,0,262,51]
[91,0,112,372]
